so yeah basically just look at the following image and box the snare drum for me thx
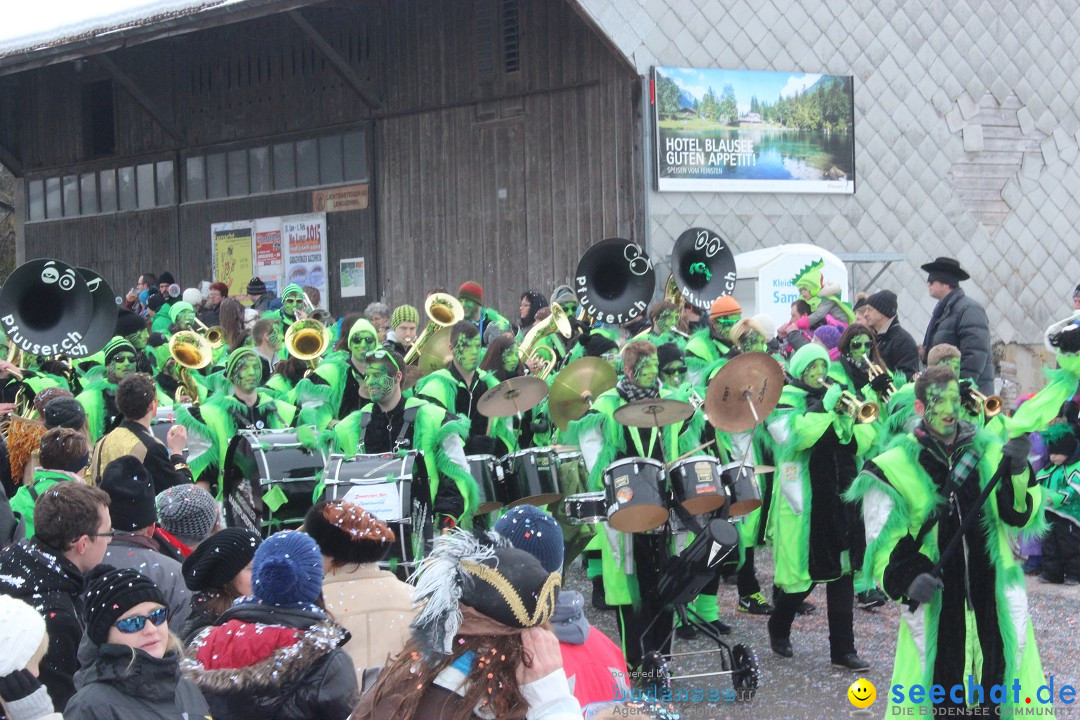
[499,447,561,507]
[668,456,726,515]
[563,492,607,525]
[466,455,503,514]
[603,457,667,533]
[222,429,328,535]
[720,462,763,517]
[554,449,588,498]
[323,452,420,569]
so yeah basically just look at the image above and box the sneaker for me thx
[675,625,697,640]
[795,600,816,615]
[738,593,775,615]
[857,589,887,610]
[832,653,871,671]
[769,634,793,658]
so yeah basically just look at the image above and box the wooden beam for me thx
[0,140,24,176]
[95,54,186,145]
[288,9,382,110]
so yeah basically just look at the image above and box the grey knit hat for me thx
[155,485,217,543]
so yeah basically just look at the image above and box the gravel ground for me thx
[569,547,1079,720]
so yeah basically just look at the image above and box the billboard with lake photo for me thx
[653,67,855,194]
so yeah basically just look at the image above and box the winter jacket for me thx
[183,602,358,720]
[551,590,629,707]
[103,534,192,632]
[0,539,86,709]
[922,288,994,394]
[321,563,415,674]
[874,319,920,380]
[0,492,17,549]
[65,642,210,720]
[8,469,81,541]
[179,592,221,646]
[804,282,855,328]
[1037,458,1080,526]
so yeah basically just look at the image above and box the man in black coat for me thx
[862,289,919,380]
[0,482,113,709]
[920,257,995,394]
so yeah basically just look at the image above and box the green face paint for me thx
[847,334,872,363]
[177,310,195,330]
[108,353,137,383]
[713,314,741,340]
[801,358,828,389]
[348,331,377,363]
[657,310,680,335]
[459,298,479,320]
[501,344,520,372]
[127,328,149,351]
[935,356,961,377]
[740,331,766,354]
[232,356,262,393]
[659,361,687,390]
[921,381,961,440]
[364,364,396,402]
[632,354,659,389]
[454,334,482,373]
[283,294,304,315]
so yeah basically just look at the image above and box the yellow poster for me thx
[212,227,254,298]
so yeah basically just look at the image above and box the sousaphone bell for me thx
[574,238,655,325]
[670,227,737,312]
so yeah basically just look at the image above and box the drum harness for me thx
[359,403,417,454]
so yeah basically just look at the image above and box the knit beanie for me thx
[753,313,777,341]
[181,288,202,307]
[224,346,259,379]
[182,528,262,592]
[656,342,683,369]
[493,505,564,573]
[169,301,194,322]
[709,294,741,319]
[304,501,395,565]
[788,342,830,379]
[246,277,267,296]
[42,397,84,431]
[252,530,324,608]
[583,332,619,358]
[116,308,146,337]
[158,272,176,286]
[84,566,166,645]
[0,595,47,675]
[102,337,136,365]
[99,456,157,531]
[146,292,166,312]
[281,283,304,300]
[458,281,483,305]
[391,304,420,329]
[551,284,578,307]
[865,290,898,318]
[155,485,217,543]
[813,324,841,350]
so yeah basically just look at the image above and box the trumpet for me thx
[285,318,330,373]
[860,356,896,404]
[519,303,572,379]
[823,379,879,423]
[404,293,464,366]
[169,330,212,405]
[193,317,225,349]
[960,382,1003,418]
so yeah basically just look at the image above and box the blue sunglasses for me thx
[114,607,167,633]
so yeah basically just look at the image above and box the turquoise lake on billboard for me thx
[661,128,854,181]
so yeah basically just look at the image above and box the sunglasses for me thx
[365,349,401,372]
[849,339,872,349]
[349,334,377,346]
[662,365,688,377]
[114,606,167,634]
[112,354,137,363]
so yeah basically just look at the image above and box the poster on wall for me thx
[339,257,366,298]
[653,66,855,194]
[211,224,254,298]
[281,213,329,308]
[253,219,284,298]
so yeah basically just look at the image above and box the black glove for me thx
[882,533,934,601]
[0,669,41,703]
[147,332,168,348]
[906,573,944,604]
[869,372,892,394]
[1049,324,1080,353]
[1003,435,1031,474]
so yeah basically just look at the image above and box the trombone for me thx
[193,318,225,349]
[285,318,330,374]
[518,302,572,379]
[961,382,1003,418]
[860,356,896,404]
[404,293,464,366]
[823,379,879,424]
[168,330,212,405]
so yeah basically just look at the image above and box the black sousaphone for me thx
[671,227,736,312]
[574,237,655,324]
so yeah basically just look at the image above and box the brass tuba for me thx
[169,330,212,405]
[518,302,572,379]
[285,318,330,372]
[404,293,464,366]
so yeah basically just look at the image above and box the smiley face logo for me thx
[848,678,876,709]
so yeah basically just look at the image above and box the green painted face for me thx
[739,331,766,354]
[107,351,137,383]
[364,362,397,403]
[659,360,687,389]
[632,354,659,388]
[454,334,482,373]
[714,314,741,340]
[176,310,195,330]
[126,328,149,350]
[921,380,961,440]
[459,298,480,320]
[501,343,520,373]
[656,310,680,335]
[232,355,262,393]
[847,334,873,363]
[283,293,304,315]
[348,331,378,363]
[935,356,961,377]
[800,358,828,389]
[601,351,620,372]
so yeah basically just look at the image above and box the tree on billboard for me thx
[719,84,739,125]
[655,74,681,119]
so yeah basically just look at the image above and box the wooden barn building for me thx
[0,0,644,314]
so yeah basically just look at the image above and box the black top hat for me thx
[920,257,970,282]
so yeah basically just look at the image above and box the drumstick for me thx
[664,439,716,468]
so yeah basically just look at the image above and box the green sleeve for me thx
[333,410,364,456]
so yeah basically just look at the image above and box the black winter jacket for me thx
[65,643,210,720]
[182,602,357,720]
[923,288,995,394]
[0,539,85,709]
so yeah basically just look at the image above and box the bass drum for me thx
[323,452,421,572]
[222,429,328,536]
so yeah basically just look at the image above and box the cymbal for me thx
[613,398,695,428]
[548,357,617,431]
[704,352,785,433]
[477,376,548,418]
[418,327,453,375]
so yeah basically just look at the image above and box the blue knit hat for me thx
[252,530,324,608]
[493,505,564,573]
